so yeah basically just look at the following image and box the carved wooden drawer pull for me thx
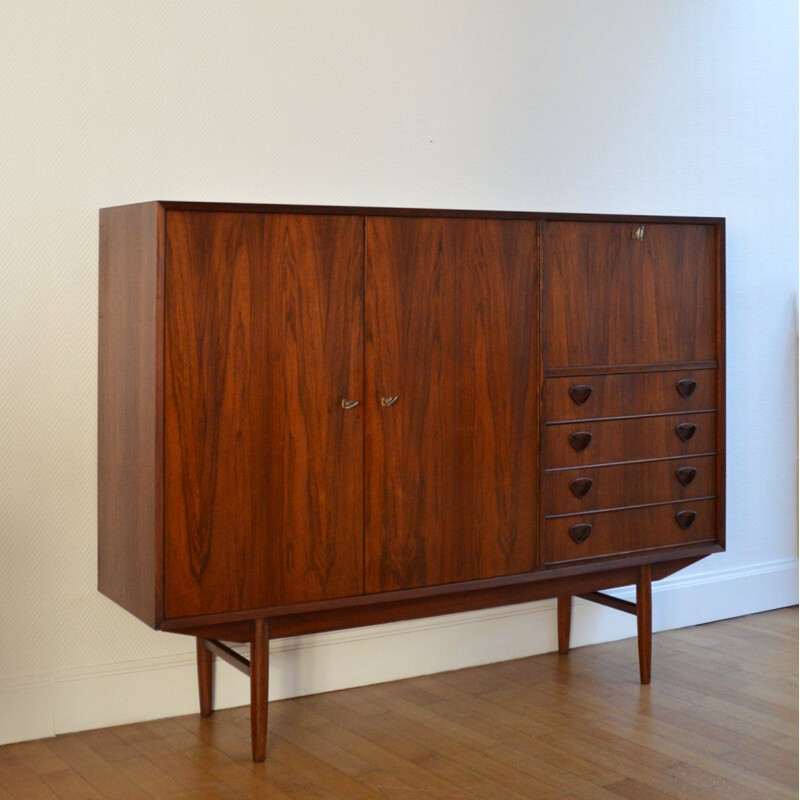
[675,510,697,529]
[568,384,592,405]
[568,431,592,452]
[675,466,697,486]
[675,422,697,442]
[569,523,593,544]
[676,378,697,398]
[570,477,593,498]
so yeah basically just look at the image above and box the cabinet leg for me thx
[250,618,270,762]
[196,637,213,717]
[557,596,572,654]
[636,564,652,685]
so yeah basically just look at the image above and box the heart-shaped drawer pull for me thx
[675,466,697,486]
[569,523,593,544]
[568,431,592,452]
[675,422,697,442]
[570,477,594,498]
[675,510,697,530]
[569,384,593,405]
[676,378,698,399]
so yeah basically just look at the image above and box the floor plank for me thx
[0,608,795,799]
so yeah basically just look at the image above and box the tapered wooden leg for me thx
[636,564,652,685]
[196,637,213,717]
[250,618,269,762]
[557,595,572,654]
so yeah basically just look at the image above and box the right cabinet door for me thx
[540,220,722,566]
[542,221,717,370]
[365,217,539,592]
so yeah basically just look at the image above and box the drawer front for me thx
[544,370,716,422]
[544,498,717,565]
[542,412,716,469]
[543,455,716,517]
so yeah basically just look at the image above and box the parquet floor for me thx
[0,608,796,799]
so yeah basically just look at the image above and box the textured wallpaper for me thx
[1,0,797,686]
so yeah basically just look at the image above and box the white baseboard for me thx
[1,557,796,746]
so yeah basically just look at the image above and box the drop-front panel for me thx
[98,202,725,761]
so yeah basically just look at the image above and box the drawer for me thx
[544,498,717,565]
[544,369,716,422]
[542,412,716,469]
[543,454,716,517]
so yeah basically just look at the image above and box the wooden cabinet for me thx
[99,202,725,761]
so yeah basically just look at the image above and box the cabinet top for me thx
[100,200,725,226]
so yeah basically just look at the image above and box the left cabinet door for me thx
[164,212,364,618]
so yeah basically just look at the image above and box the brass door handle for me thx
[381,396,398,407]
[341,399,359,410]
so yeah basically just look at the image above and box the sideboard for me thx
[98,202,725,761]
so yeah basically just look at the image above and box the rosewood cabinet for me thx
[99,202,725,761]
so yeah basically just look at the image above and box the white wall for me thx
[1,1,797,744]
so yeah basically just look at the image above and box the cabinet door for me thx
[164,212,363,618]
[365,217,538,592]
[542,221,717,369]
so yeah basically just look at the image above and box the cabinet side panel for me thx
[716,221,726,550]
[98,202,162,627]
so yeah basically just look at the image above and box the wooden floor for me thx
[1,608,796,799]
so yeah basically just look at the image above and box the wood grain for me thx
[364,217,538,591]
[544,369,717,422]
[164,212,363,618]
[544,359,718,378]
[164,211,264,618]
[6,609,793,800]
[156,199,724,225]
[159,546,721,633]
[637,564,653,684]
[543,498,717,566]
[97,202,727,750]
[542,221,716,369]
[266,560,705,639]
[543,454,716,516]
[98,201,162,628]
[196,638,212,717]
[542,412,716,469]
[250,618,269,762]
[260,214,364,606]
[715,222,727,554]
